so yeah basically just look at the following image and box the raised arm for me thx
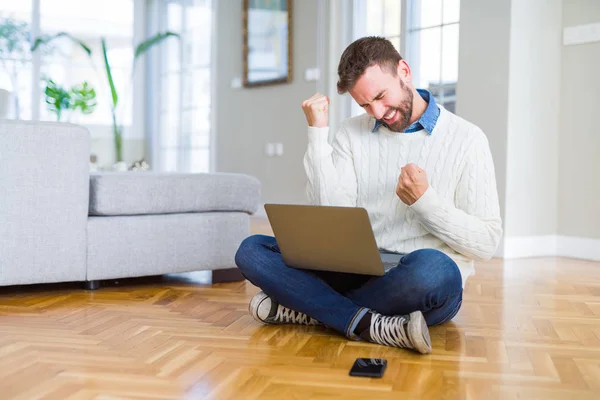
[302,93,358,207]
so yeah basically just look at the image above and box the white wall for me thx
[458,0,599,260]
[456,0,512,255]
[559,0,600,239]
[505,0,562,237]
[457,0,562,254]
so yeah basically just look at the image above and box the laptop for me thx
[264,204,402,276]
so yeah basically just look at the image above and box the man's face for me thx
[349,62,414,132]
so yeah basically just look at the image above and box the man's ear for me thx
[398,59,412,83]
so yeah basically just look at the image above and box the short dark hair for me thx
[337,36,402,94]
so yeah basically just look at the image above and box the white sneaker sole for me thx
[249,291,272,324]
[407,311,432,354]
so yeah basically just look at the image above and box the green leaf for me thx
[70,81,97,115]
[134,31,180,61]
[31,32,92,56]
[112,112,123,162]
[43,79,71,121]
[101,37,118,109]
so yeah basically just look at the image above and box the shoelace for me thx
[275,304,318,325]
[370,314,413,348]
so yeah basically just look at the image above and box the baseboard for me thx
[503,235,558,258]
[503,235,600,261]
[557,236,600,261]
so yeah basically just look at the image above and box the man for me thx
[235,37,502,354]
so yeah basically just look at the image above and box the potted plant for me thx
[32,31,179,164]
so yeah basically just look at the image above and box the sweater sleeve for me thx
[408,134,503,260]
[303,124,358,207]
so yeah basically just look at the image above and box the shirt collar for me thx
[371,89,440,134]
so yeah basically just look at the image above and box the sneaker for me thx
[361,311,432,354]
[249,291,321,325]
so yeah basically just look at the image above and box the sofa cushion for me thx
[89,172,261,216]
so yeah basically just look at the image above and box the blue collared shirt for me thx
[372,89,440,134]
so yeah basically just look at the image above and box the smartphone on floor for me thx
[349,358,387,378]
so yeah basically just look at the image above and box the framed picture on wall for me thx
[243,0,292,87]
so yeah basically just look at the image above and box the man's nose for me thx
[371,102,386,120]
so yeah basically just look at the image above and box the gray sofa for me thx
[0,120,260,289]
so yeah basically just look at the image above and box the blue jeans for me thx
[235,234,463,340]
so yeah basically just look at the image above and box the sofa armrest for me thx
[0,120,90,285]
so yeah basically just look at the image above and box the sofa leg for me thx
[212,268,245,283]
[84,280,100,290]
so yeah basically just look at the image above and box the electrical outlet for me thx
[304,68,320,82]
[265,142,275,156]
[274,142,283,156]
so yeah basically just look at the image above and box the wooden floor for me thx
[1,218,600,399]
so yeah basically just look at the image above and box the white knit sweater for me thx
[303,107,503,287]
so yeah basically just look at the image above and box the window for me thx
[1,0,134,125]
[350,0,460,115]
[0,0,138,167]
[405,0,459,112]
[154,0,213,173]
[0,1,33,120]
[1,0,215,172]
[39,0,134,126]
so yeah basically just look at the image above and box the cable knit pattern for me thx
[303,107,503,288]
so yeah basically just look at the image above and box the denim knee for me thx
[235,235,266,267]
[400,249,462,296]
[235,234,278,273]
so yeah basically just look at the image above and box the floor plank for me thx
[0,217,599,399]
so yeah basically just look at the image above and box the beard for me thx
[382,79,414,132]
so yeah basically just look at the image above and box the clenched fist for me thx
[396,164,429,205]
[302,93,329,128]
